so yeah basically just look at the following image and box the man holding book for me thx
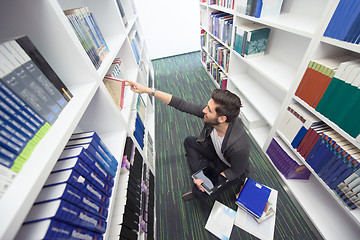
[126,80,250,201]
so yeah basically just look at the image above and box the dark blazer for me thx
[169,95,250,181]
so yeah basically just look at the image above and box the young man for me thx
[126,80,250,201]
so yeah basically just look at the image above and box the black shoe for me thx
[181,190,194,201]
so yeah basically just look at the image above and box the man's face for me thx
[203,99,220,126]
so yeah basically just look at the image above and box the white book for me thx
[205,201,236,240]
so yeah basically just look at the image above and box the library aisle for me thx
[152,51,323,240]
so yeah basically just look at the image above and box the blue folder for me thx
[235,178,271,219]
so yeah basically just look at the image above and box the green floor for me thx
[152,51,322,240]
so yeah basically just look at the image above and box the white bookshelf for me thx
[199,0,360,239]
[0,0,155,239]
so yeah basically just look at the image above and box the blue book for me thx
[16,219,103,240]
[65,143,116,178]
[337,0,360,40]
[343,5,360,42]
[59,147,114,187]
[52,157,113,197]
[24,199,107,234]
[254,0,263,18]
[67,137,118,170]
[70,131,118,167]
[44,169,110,208]
[324,0,351,38]
[235,178,271,219]
[329,160,360,189]
[36,183,108,220]
[325,154,358,187]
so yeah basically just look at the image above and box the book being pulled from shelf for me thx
[64,7,109,70]
[233,22,270,58]
[103,58,127,110]
[236,0,284,18]
[324,0,360,44]
[295,55,360,139]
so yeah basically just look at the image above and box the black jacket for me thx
[169,95,250,181]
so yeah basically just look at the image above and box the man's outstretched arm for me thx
[125,80,172,105]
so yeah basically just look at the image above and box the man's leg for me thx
[183,136,219,174]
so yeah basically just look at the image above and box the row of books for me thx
[295,55,360,139]
[206,60,228,89]
[233,23,270,58]
[116,0,129,28]
[236,0,284,18]
[64,7,109,70]
[324,0,360,44]
[209,12,233,47]
[266,138,311,180]
[110,136,154,239]
[103,58,128,110]
[201,29,207,48]
[209,0,235,10]
[334,169,360,210]
[208,39,230,72]
[0,36,72,192]
[277,104,360,209]
[129,30,141,65]
[16,131,118,239]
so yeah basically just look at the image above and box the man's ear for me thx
[218,115,227,123]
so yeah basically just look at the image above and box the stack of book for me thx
[324,0,360,44]
[266,138,311,180]
[103,58,128,110]
[236,0,284,18]
[16,131,117,239]
[235,178,275,223]
[209,12,233,47]
[296,55,360,139]
[209,0,235,10]
[208,39,230,72]
[129,30,141,65]
[233,23,270,58]
[0,36,72,191]
[134,95,146,149]
[64,7,109,70]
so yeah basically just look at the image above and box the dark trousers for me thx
[183,136,244,200]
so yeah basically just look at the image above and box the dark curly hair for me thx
[211,89,242,123]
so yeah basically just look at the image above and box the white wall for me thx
[134,0,201,60]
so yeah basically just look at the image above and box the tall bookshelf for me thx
[200,0,360,239]
[0,0,155,239]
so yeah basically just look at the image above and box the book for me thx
[233,23,270,58]
[0,45,59,125]
[36,183,108,220]
[52,156,113,197]
[44,169,110,208]
[255,0,284,18]
[235,186,278,240]
[24,199,107,234]
[67,134,118,169]
[59,146,114,187]
[116,0,128,27]
[204,201,236,239]
[5,37,71,106]
[64,7,109,69]
[235,178,271,221]
[15,219,104,240]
